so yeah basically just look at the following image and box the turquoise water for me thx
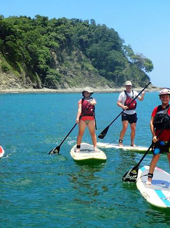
[1,92,170,227]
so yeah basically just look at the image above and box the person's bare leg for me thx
[87,120,97,150]
[130,123,136,146]
[77,120,86,151]
[146,154,160,184]
[119,120,128,146]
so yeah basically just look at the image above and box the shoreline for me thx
[0,86,160,94]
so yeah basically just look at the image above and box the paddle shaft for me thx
[133,119,170,169]
[50,100,94,153]
[109,82,151,127]
[122,107,170,181]
[58,101,94,147]
[58,123,77,148]
[98,82,151,139]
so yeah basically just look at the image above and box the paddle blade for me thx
[49,146,60,155]
[98,126,109,139]
[122,166,139,182]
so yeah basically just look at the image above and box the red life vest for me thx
[124,90,137,110]
[153,105,170,130]
[81,97,95,116]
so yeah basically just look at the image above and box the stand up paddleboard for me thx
[70,142,107,162]
[136,165,170,208]
[97,142,149,152]
[0,146,5,158]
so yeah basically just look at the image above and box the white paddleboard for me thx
[136,165,170,208]
[70,142,107,162]
[97,142,149,152]
[0,146,5,158]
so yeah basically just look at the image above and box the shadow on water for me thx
[68,162,107,202]
[144,207,170,225]
[73,159,107,166]
[69,161,106,183]
[122,181,137,191]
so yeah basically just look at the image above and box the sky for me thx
[1,0,170,88]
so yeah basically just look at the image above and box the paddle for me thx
[48,123,78,154]
[122,119,170,182]
[98,81,151,139]
[48,102,92,155]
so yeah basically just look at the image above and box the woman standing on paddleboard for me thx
[76,88,97,152]
[117,81,145,147]
[146,88,170,185]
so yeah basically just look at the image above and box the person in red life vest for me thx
[146,88,170,185]
[117,81,145,147]
[76,89,97,152]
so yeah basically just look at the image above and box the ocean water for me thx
[0,92,170,228]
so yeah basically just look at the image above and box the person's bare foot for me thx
[119,139,123,147]
[76,148,80,153]
[131,144,136,147]
[146,180,152,185]
[146,173,153,185]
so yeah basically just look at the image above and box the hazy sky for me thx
[1,0,170,87]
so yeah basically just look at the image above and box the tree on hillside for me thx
[0,16,152,89]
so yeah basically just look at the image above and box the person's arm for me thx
[90,98,96,106]
[137,91,145,101]
[76,102,82,123]
[117,100,128,110]
[150,116,158,143]
[117,92,128,110]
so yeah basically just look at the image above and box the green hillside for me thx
[0,15,153,89]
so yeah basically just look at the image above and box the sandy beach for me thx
[0,85,160,94]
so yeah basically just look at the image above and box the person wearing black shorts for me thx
[117,81,145,146]
[146,88,170,185]
[121,112,137,124]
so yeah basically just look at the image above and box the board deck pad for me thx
[0,146,5,158]
[97,142,149,152]
[136,165,170,208]
[70,142,107,162]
